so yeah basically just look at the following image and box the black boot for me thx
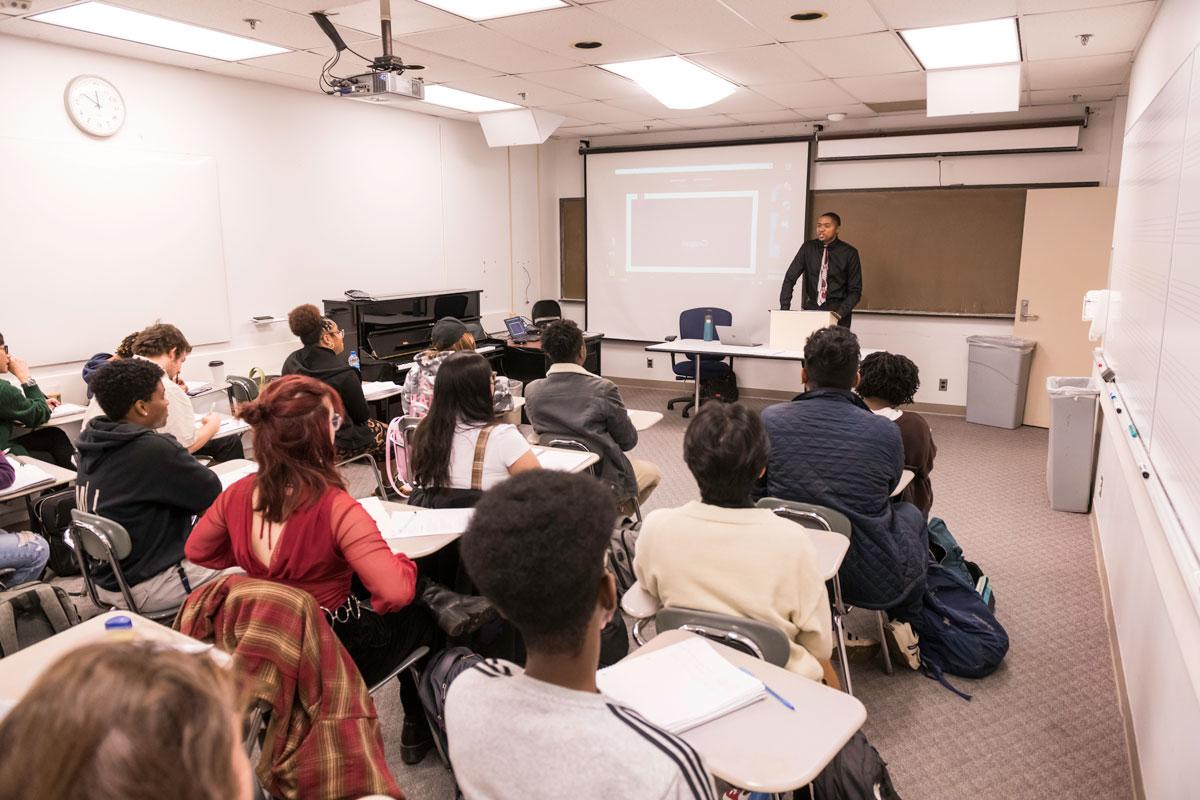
[418,578,497,638]
[401,716,433,765]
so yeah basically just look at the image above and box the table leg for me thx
[694,354,701,411]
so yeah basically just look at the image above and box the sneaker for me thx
[885,621,921,670]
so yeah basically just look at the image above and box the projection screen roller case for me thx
[587,141,810,342]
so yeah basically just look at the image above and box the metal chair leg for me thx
[876,610,894,675]
[831,575,853,696]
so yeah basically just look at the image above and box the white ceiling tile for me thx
[1021,1,1157,60]
[444,73,585,105]
[610,119,685,132]
[1025,51,1132,88]
[1028,83,1124,104]
[241,48,330,77]
[689,45,821,85]
[872,0,1019,29]
[1018,0,1145,13]
[590,0,773,54]
[398,23,582,73]
[555,123,624,136]
[835,72,927,103]
[483,6,670,65]
[796,102,876,119]
[788,33,919,78]
[323,0,464,36]
[537,100,647,123]
[518,65,650,100]
[103,0,375,50]
[612,87,783,118]
[670,114,741,129]
[751,79,857,108]
[726,109,808,124]
[310,41,501,83]
[721,0,888,42]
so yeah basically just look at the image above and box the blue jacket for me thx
[759,388,927,610]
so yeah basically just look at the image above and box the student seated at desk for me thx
[525,319,661,509]
[81,330,139,400]
[858,351,937,517]
[758,327,926,636]
[449,470,718,800]
[402,316,513,420]
[186,374,442,765]
[0,333,75,469]
[0,457,51,585]
[0,642,253,800]
[282,304,386,460]
[409,352,539,508]
[77,359,225,614]
[635,403,835,684]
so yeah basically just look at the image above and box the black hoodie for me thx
[76,417,222,591]
[281,344,374,453]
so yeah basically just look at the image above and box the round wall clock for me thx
[64,75,126,137]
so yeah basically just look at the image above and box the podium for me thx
[769,310,836,350]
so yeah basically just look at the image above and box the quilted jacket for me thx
[758,388,927,610]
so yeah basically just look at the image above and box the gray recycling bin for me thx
[1046,377,1100,513]
[965,336,1036,429]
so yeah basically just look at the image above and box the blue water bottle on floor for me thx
[702,312,714,341]
[348,349,361,372]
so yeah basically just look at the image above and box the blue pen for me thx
[739,667,795,711]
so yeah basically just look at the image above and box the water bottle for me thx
[348,350,361,372]
[702,312,715,342]
[104,615,135,642]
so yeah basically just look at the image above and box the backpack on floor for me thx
[809,730,903,800]
[417,647,485,773]
[902,561,1010,700]
[927,517,995,610]
[707,371,739,403]
[29,488,81,577]
[608,518,641,598]
[0,581,81,657]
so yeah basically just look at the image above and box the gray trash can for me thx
[1046,377,1100,513]
[965,336,1036,429]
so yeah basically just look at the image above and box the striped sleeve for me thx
[607,704,717,800]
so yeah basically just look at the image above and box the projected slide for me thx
[587,141,809,341]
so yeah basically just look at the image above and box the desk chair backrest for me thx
[655,607,791,667]
[69,508,140,613]
[531,299,562,325]
[756,497,852,538]
[536,433,602,479]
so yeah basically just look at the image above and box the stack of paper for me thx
[361,380,400,396]
[596,638,766,733]
[49,402,87,419]
[1,456,55,496]
[217,463,258,490]
[357,498,473,539]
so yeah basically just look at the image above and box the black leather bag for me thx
[29,488,80,577]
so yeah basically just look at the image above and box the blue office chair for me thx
[666,307,732,418]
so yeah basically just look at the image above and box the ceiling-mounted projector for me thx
[312,0,425,104]
[339,71,424,104]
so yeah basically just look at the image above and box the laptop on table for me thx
[714,325,761,347]
[504,316,540,344]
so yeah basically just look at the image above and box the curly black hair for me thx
[460,471,617,654]
[803,326,861,390]
[685,402,769,507]
[540,319,584,364]
[857,351,920,406]
[92,358,164,420]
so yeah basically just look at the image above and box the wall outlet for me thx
[938,378,948,391]
[646,358,654,368]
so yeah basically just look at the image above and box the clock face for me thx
[64,75,126,137]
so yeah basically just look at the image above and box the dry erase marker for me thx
[739,667,794,711]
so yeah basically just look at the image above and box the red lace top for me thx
[186,476,418,612]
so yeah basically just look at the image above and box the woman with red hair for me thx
[186,375,438,763]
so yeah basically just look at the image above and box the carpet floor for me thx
[380,386,1135,800]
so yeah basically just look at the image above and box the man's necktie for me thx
[817,245,829,307]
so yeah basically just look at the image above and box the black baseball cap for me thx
[431,317,468,350]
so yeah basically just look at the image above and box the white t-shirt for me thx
[447,422,531,490]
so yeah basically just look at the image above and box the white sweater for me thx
[634,501,834,682]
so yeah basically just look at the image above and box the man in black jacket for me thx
[779,212,863,328]
[76,358,224,613]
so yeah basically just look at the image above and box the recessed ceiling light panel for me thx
[415,0,566,21]
[423,85,522,113]
[901,17,1020,70]
[599,56,735,110]
[29,1,289,61]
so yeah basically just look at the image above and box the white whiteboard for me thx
[0,137,230,366]
[1106,51,1200,550]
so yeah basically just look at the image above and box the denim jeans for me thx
[0,531,50,585]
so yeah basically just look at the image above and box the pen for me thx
[739,667,795,711]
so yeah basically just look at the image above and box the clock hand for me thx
[90,91,101,108]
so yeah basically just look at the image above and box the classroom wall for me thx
[1092,0,1200,795]
[0,34,541,400]
[538,102,1125,405]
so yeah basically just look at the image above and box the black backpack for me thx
[417,647,485,774]
[29,488,81,577]
[810,731,902,800]
[707,371,739,403]
[0,582,81,657]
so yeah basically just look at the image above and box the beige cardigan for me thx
[634,501,834,682]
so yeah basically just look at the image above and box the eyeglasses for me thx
[331,412,343,431]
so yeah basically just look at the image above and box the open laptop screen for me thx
[504,316,527,338]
